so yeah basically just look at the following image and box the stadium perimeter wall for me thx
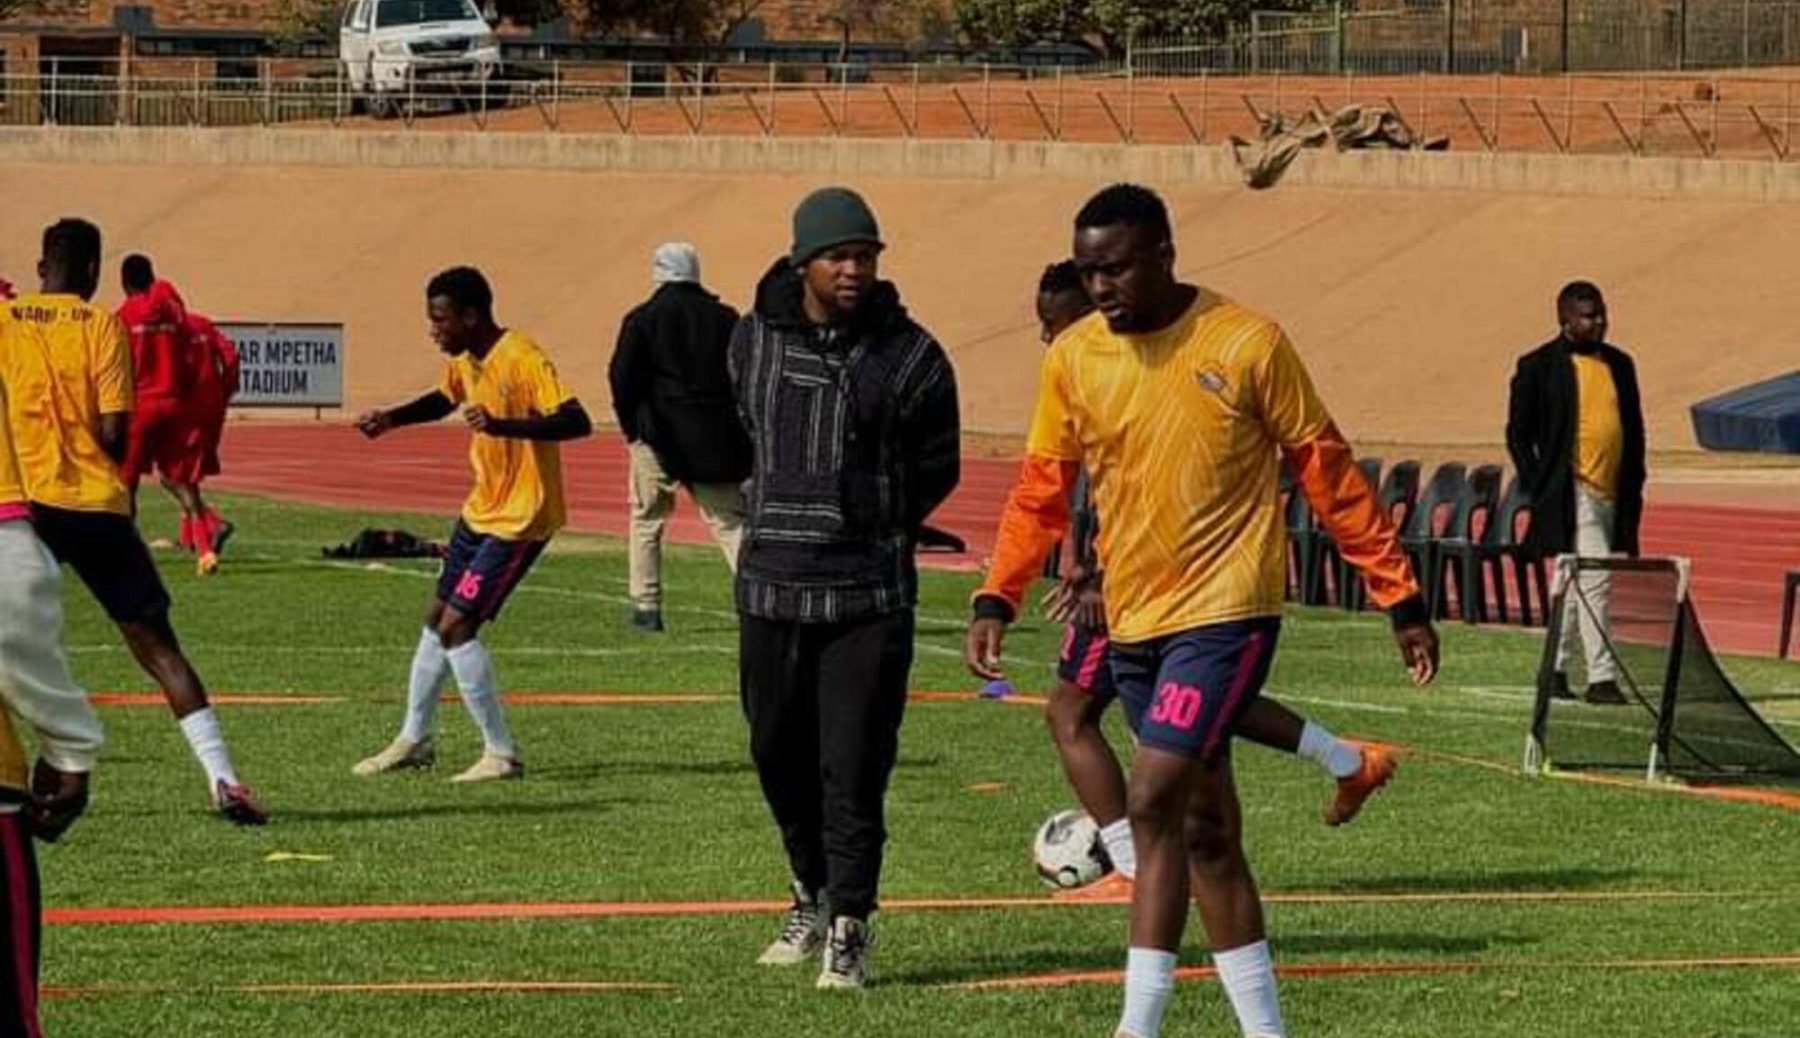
[4,126,1800,451]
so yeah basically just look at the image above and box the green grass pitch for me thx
[34,491,1800,1037]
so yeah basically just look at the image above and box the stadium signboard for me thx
[218,322,345,409]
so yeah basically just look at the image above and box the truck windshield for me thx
[375,0,479,27]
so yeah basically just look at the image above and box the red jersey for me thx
[116,279,193,399]
[184,313,240,409]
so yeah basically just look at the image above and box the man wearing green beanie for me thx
[730,187,961,990]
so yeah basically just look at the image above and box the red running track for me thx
[213,423,1799,657]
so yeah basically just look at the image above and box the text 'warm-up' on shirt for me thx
[0,294,135,516]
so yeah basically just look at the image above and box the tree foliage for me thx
[566,0,771,44]
[954,0,1319,55]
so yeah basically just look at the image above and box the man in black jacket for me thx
[730,187,959,990]
[1506,281,1646,705]
[608,243,752,633]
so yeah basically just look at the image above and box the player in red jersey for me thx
[171,311,239,559]
[116,255,223,575]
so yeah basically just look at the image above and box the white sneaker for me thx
[450,752,524,783]
[352,738,435,776]
[758,881,826,966]
[816,916,872,990]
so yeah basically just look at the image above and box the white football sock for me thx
[1117,946,1177,1038]
[1100,817,1137,879]
[178,707,239,788]
[446,640,516,758]
[400,626,447,744]
[1214,940,1285,1037]
[1298,720,1363,780]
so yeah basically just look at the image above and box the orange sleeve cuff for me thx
[972,454,1079,620]
[1282,425,1419,611]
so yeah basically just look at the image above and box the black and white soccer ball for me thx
[1032,809,1111,889]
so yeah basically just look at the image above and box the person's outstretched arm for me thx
[1258,328,1439,686]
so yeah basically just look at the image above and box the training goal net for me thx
[1524,556,1800,783]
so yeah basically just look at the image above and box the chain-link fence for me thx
[1133,0,1800,76]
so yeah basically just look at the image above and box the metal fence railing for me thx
[1132,0,1800,77]
[4,57,1797,162]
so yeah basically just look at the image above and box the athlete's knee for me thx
[119,613,178,657]
[1183,795,1242,869]
[1044,685,1089,747]
[1126,774,1186,836]
[436,611,480,649]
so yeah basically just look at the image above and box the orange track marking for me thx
[91,694,340,706]
[947,954,1800,990]
[44,889,1756,927]
[1549,768,1800,811]
[910,690,1050,707]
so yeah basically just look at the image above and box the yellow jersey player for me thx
[1031,260,1407,907]
[353,267,592,783]
[0,358,105,1037]
[966,186,1437,1038]
[0,218,265,824]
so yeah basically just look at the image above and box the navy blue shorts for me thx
[1110,618,1281,763]
[436,520,546,622]
[1056,624,1116,699]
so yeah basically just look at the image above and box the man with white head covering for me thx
[609,242,750,632]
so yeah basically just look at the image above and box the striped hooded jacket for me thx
[727,258,960,624]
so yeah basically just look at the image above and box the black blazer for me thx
[1505,338,1646,557]
[608,282,752,485]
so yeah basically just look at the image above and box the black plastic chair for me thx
[1431,464,1503,623]
[1286,478,1330,605]
[1484,476,1548,626]
[1400,463,1467,619]
[1339,459,1419,612]
[1317,457,1382,607]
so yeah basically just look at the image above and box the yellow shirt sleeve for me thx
[521,349,576,414]
[1023,346,1082,461]
[92,312,133,414]
[438,360,465,405]
[1250,328,1333,448]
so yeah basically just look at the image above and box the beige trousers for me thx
[627,441,745,611]
[1555,485,1619,684]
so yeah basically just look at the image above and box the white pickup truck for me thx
[339,0,501,117]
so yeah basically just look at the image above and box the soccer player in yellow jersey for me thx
[353,267,592,783]
[0,218,265,825]
[966,186,1439,1038]
[1032,261,1407,908]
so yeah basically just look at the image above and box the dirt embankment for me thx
[4,161,1796,453]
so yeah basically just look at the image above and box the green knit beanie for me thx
[790,187,883,267]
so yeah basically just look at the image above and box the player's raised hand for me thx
[464,404,496,434]
[1040,566,1106,632]
[355,409,393,439]
[27,758,89,843]
[965,616,1007,681]
[1394,621,1440,687]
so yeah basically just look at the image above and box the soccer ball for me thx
[1032,809,1111,889]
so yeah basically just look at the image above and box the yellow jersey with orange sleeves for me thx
[437,330,574,542]
[1571,352,1622,500]
[978,291,1418,644]
[0,293,134,516]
